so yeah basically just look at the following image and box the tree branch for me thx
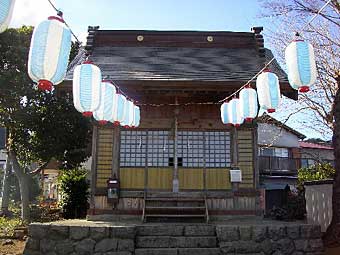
[29,161,50,176]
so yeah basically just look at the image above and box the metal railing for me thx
[259,156,300,175]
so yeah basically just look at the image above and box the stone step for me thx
[178,248,221,255]
[137,225,215,236]
[145,214,206,218]
[136,236,217,248]
[135,248,221,255]
[146,206,206,210]
[146,198,205,202]
[135,248,177,255]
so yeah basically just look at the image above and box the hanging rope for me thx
[218,0,333,104]
[48,0,332,107]
[46,0,82,45]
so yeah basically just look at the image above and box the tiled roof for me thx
[65,29,296,99]
[299,141,333,150]
[66,46,287,82]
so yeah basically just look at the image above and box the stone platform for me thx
[23,219,324,255]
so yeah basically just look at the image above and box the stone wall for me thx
[216,224,324,254]
[24,223,136,255]
[24,222,324,255]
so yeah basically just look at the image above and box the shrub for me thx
[270,163,334,221]
[269,190,305,221]
[0,217,25,238]
[58,168,89,219]
[30,199,61,223]
[298,162,335,186]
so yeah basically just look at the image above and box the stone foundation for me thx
[24,221,324,255]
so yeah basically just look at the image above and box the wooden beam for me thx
[112,126,120,178]
[90,125,99,210]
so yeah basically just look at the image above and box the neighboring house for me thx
[257,114,306,214]
[257,115,335,214]
[60,27,298,220]
[299,141,334,168]
[40,158,92,202]
[41,160,61,201]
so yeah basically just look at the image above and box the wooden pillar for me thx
[111,126,120,178]
[231,126,238,166]
[144,130,149,193]
[231,126,239,192]
[253,126,259,189]
[173,115,179,193]
[90,125,98,211]
[203,131,207,193]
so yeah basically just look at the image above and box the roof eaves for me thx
[257,113,306,139]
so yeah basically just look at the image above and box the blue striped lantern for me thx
[285,39,317,93]
[239,86,258,122]
[132,105,141,128]
[256,70,281,113]
[228,98,244,127]
[73,61,102,117]
[0,0,16,33]
[220,102,232,126]
[93,81,116,125]
[28,15,72,91]
[112,92,127,125]
[121,100,134,128]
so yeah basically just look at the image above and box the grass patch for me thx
[0,217,25,238]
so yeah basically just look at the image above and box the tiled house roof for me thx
[299,141,333,150]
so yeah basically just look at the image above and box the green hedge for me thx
[58,169,89,219]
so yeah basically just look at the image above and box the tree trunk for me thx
[9,150,30,221]
[324,75,340,247]
[18,174,30,221]
[1,153,11,215]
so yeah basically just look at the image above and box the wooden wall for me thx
[93,104,256,192]
[118,167,232,191]
[96,127,114,188]
[237,130,254,189]
[94,127,255,191]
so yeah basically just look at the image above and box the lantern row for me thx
[73,61,140,128]
[221,40,317,128]
[0,2,317,129]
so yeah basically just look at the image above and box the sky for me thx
[9,0,264,43]
[8,0,330,140]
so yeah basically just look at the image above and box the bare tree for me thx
[260,0,339,140]
[260,0,340,247]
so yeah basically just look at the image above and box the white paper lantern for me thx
[28,15,72,91]
[112,92,127,125]
[73,61,102,117]
[256,70,281,113]
[0,0,16,33]
[239,86,258,122]
[220,102,232,126]
[285,39,317,92]
[93,81,116,125]
[132,105,141,128]
[121,100,134,128]
[228,98,244,127]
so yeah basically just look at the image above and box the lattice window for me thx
[120,130,231,168]
[120,130,147,167]
[147,130,173,167]
[205,131,231,168]
[178,131,205,167]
